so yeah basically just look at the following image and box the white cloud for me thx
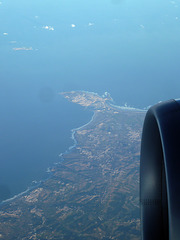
[42,25,54,31]
[88,22,94,26]
[71,24,76,28]
[170,1,178,7]
[3,32,8,36]
[13,47,33,51]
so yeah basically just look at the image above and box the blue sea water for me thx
[0,0,180,201]
[0,86,93,201]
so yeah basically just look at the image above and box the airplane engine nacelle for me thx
[140,99,180,240]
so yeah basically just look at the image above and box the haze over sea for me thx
[0,0,180,201]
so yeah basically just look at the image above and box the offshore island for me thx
[0,91,145,240]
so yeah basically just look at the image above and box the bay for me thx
[0,85,92,201]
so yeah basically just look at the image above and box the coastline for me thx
[109,103,147,112]
[0,90,145,239]
[0,90,145,206]
[0,170,53,207]
[57,111,95,159]
[70,112,95,148]
[0,95,94,206]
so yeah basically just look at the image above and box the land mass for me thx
[0,91,145,240]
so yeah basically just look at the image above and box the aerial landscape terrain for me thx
[0,0,179,238]
[0,91,145,240]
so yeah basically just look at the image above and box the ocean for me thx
[0,0,180,201]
